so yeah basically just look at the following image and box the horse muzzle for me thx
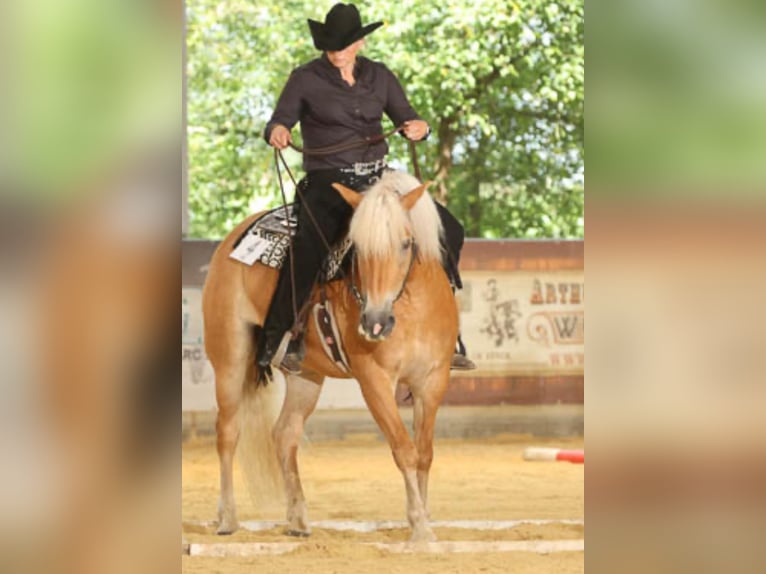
[359,309,396,341]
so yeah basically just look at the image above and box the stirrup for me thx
[451,333,475,370]
[450,353,476,371]
[274,332,304,375]
[279,352,303,375]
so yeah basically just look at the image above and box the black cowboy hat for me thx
[307,3,383,51]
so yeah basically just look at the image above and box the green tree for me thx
[186,0,583,239]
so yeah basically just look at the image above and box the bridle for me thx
[348,239,418,310]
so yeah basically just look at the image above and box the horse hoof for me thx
[216,522,238,535]
[409,528,436,543]
[286,529,311,538]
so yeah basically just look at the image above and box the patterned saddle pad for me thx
[229,204,352,281]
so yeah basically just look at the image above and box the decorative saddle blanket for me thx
[229,204,353,281]
[229,205,354,373]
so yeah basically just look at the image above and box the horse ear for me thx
[332,183,363,209]
[400,181,432,211]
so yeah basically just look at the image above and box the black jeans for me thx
[256,168,465,365]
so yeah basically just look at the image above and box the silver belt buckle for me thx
[349,159,385,176]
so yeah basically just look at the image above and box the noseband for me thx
[348,240,418,310]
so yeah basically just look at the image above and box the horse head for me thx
[332,171,441,342]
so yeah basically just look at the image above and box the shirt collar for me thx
[319,52,365,81]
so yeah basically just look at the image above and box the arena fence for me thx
[182,239,583,418]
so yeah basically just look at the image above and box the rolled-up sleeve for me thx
[382,65,422,129]
[263,70,305,143]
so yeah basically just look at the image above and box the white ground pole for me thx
[183,519,584,556]
[184,539,584,557]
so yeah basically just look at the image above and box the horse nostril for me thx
[376,315,395,338]
[360,310,395,339]
[359,312,373,335]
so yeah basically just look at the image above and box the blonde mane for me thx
[348,171,444,262]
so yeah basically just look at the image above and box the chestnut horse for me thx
[202,171,458,542]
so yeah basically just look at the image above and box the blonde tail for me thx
[237,370,284,515]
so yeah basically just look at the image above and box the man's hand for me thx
[269,124,292,149]
[402,120,429,141]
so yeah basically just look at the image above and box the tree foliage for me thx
[186,0,583,239]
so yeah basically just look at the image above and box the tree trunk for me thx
[466,179,482,237]
[465,135,490,237]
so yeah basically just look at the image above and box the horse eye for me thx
[401,238,412,250]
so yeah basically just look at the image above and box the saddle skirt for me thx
[229,204,353,281]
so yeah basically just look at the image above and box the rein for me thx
[287,126,402,156]
[348,241,418,310]
[287,125,422,182]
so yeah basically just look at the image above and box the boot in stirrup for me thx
[451,333,476,370]
[278,333,305,375]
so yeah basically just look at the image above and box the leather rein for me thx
[286,125,421,182]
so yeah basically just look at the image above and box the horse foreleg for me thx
[272,371,323,537]
[412,396,433,516]
[359,373,435,543]
[410,367,450,521]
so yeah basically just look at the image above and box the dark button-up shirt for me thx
[263,54,423,172]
